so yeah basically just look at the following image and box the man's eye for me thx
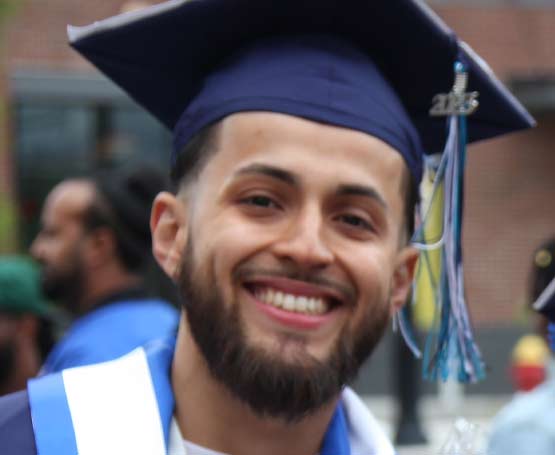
[338,214,372,230]
[241,195,278,208]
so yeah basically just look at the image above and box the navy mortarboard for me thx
[67,0,534,382]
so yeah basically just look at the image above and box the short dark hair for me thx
[171,123,221,191]
[401,167,418,241]
[81,194,145,271]
[82,166,170,272]
[171,122,417,238]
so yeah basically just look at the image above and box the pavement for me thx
[361,393,511,455]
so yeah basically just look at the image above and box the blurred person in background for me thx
[0,256,56,395]
[510,334,550,392]
[488,238,555,455]
[30,165,179,373]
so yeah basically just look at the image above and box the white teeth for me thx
[274,291,284,307]
[296,296,308,312]
[267,289,275,303]
[314,299,326,314]
[283,294,295,310]
[257,288,329,315]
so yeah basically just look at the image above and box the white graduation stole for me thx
[28,340,394,455]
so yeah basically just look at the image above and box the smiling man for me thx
[160,112,416,442]
[0,0,534,454]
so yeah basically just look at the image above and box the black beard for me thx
[40,256,85,315]
[178,240,390,422]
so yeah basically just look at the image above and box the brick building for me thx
[1,1,554,365]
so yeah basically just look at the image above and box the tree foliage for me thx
[0,0,22,253]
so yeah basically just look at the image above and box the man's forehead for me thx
[44,180,95,220]
[222,111,405,147]
[217,112,407,173]
[191,112,407,208]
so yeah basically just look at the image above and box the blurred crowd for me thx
[0,165,180,395]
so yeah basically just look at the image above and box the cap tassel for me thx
[409,62,485,383]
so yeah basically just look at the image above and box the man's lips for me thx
[252,296,337,330]
[249,275,348,300]
[244,285,341,331]
[242,275,352,320]
[253,286,331,315]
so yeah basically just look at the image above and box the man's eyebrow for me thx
[336,184,388,209]
[234,163,298,186]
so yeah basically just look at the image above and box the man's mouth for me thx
[240,275,350,330]
[254,287,330,315]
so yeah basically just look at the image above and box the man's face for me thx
[166,112,416,418]
[30,181,93,311]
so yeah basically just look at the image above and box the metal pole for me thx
[393,305,427,445]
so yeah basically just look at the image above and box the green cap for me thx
[0,256,52,316]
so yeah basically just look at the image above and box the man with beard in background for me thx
[30,166,178,373]
[0,0,534,454]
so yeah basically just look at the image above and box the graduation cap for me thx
[67,0,535,382]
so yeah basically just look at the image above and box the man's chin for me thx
[246,327,339,363]
[42,281,78,312]
[264,347,334,372]
[42,282,66,301]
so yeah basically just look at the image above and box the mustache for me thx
[233,264,357,305]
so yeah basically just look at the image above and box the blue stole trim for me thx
[321,403,351,455]
[28,372,79,454]
[144,338,176,446]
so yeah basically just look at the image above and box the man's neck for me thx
[171,324,339,455]
[76,268,142,315]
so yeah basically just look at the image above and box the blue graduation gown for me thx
[0,390,36,454]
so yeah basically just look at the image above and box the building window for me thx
[11,70,172,247]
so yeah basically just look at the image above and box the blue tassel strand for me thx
[408,62,486,383]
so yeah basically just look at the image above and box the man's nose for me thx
[29,236,43,261]
[271,205,334,269]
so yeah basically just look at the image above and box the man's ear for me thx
[390,246,419,316]
[85,227,117,268]
[151,191,188,280]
